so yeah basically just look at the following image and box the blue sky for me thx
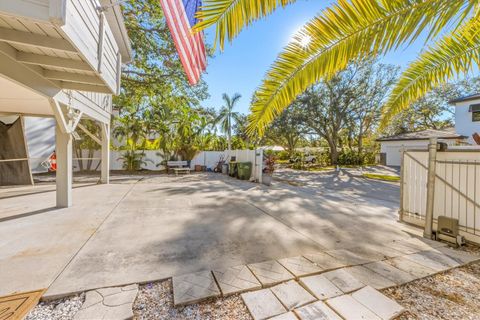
[200,0,427,114]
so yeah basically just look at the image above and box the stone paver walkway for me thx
[270,280,316,310]
[170,237,480,318]
[242,289,287,320]
[74,284,138,320]
[212,265,261,296]
[247,260,295,287]
[172,271,220,306]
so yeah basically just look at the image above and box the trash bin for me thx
[222,163,228,174]
[237,162,252,180]
[229,162,238,177]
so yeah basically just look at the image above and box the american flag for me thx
[159,0,207,85]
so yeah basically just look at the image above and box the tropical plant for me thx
[263,154,276,174]
[194,0,480,134]
[215,93,242,151]
[118,150,148,171]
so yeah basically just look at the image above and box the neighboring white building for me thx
[377,93,480,166]
[377,128,467,166]
[450,94,480,145]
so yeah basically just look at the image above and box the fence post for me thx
[424,138,437,239]
[399,148,405,222]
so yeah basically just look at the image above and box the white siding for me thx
[24,116,55,173]
[61,0,120,92]
[380,140,456,166]
[455,99,480,144]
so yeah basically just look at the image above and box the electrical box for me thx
[436,216,464,246]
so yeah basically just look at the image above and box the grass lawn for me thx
[362,173,400,182]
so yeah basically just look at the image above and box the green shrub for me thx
[276,150,290,160]
[337,150,376,166]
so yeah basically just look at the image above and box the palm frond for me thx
[193,0,296,50]
[380,17,480,127]
[247,0,476,136]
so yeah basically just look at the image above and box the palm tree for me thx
[195,0,480,135]
[215,93,242,151]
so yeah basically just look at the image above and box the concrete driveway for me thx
[0,171,416,299]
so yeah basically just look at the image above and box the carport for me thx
[0,0,132,207]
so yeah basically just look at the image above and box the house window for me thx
[473,111,480,122]
[470,104,480,122]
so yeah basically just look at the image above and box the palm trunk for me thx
[227,115,232,152]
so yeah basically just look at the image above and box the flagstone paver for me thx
[294,301,342,320]
[241,289,287,320]
[299,274,343,300]
[327,294,381,320]
[364,261,416,285]
[269,311,299,320]
[323,269,364,293]
[278,256,323,278]
[352,286,405,320]
[343,246,387,261]
[212,265,262,296]
[386,256,437,279]
[74,284,138,320]
[248,260,294,287]
[325,249,373,266]
[385,240,423,255]
[303,252,345,271]
[344,266,396,290]
[270,280,316,310]
[435,247,480,264]
[362,243,405,258]
[403,250,458,272]
[172,271,220,306]
[386,238,447,255]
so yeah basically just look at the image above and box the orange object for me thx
[49,152,57,171]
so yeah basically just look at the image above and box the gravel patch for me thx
[383,261,480,320]
[26,293,84,320]
[133,279,252,320]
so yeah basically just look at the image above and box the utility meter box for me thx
[437,216,464,246]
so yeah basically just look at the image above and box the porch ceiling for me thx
[0,14,112,94]
[0,75,51,116]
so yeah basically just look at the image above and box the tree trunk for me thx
[327,138,338,165]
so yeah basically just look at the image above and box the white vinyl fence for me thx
[72,150,165,172]
[401,147,480,243]
[72,149,264,182]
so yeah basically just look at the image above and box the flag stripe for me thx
[170,0,201,79]
[159,0,206,85]
[160,0,197,84]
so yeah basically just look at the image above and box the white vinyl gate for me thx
[401,148,480,243]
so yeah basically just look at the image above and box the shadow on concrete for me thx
[0,206,58,223]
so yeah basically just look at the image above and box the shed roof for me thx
[376,128,467,142]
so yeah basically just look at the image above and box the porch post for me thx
[56,124,72,207]
[101,123,110,184]
[424,138,437,239]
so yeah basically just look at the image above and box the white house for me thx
[0,0,131,207]
[377,128,467,166]
[377,93,480,166]
[450,94,480,145]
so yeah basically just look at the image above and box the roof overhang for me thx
[449,94,480,104]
